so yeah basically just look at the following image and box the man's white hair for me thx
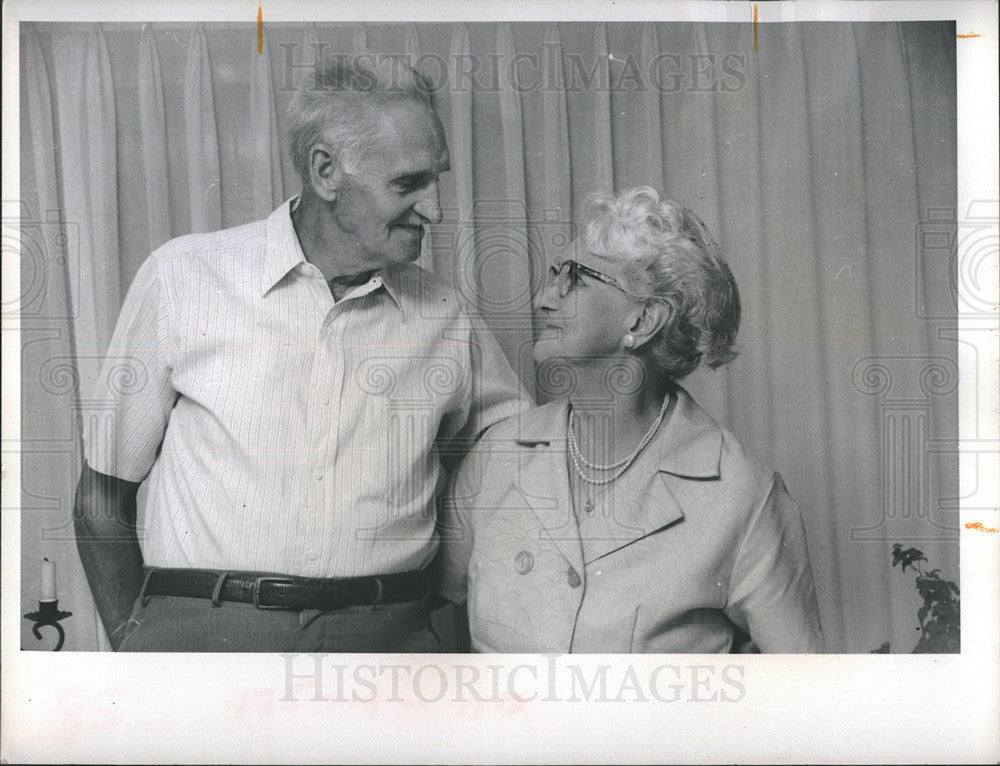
[287,55,435,181]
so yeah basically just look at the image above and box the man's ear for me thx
[629,300,672,350]
[308,143,344,203]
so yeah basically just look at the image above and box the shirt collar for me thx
[376,266,408,317]
[258,196,404,315]
[260,197,309,296]
[513,384,722,479]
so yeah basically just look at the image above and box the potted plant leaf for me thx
[872,544,960,653]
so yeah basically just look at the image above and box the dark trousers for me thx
[117,593,440,652]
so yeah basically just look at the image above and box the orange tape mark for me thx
[753,5,758,53]
[965,521,999,533]
[257,3,263,54]
[956,33,982,38]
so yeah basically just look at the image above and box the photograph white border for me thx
[2,1,997,763]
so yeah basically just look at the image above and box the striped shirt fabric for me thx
[83,199,531,578]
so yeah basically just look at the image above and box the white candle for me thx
[40,557,57,601]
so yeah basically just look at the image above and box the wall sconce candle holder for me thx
[24,600,72,651]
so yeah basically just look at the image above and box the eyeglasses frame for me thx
[548,259,629,298]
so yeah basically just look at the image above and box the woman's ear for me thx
[628,300,671,351]
[308,143,343,203]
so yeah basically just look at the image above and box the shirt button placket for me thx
[328,309,346,463]
[318,304,346,570]
[306,296,334,572]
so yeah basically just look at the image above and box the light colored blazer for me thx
[439,386,823,653]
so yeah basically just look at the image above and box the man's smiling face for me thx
[330,99,451,270]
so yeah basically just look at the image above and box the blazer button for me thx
[514,550,534,574]
[567,566,582,588]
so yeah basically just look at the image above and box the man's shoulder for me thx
[384,263,470,319]
[150,220,268,263]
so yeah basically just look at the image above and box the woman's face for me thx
[532,245,640,367]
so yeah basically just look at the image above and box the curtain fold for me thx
[589,24,614,200]
[905,20,960,574]
[289,25,322,197]
[403,24,434,273]
[21,23,104,653]
[709,23,775,468]
[138,25,172,253]
[798,21,875,652]
[21,24,67,556]
[540,24,572,224]
[353,24,367,56]
[20,22,959,654]
[489,24,536,396]
[536,23,573,332]
[85,25,121,313]
[864,22,956,653]
[495,22,529,262]
[184,24,222,233]
[249,30,284,220]
[24,26,61,254]
[50,22,121,385]
[661,22,729,428]
[761,22,852,649]
[447,23,475,286]
[638,24,665,190]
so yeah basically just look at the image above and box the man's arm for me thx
[432,312,527,607]
[440,313,531,473]
[73,462,144,650]
[76,251,177,648]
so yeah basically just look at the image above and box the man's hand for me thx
[73,463,144,650]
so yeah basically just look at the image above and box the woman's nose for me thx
[535,280,561,312]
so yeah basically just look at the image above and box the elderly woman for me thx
[440,187,823,653]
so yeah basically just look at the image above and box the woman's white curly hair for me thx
[584,186,740,379]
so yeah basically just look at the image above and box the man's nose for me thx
[413,181,443,225]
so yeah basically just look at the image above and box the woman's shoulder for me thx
[671,387,778,498]
[717,425,774,478]
[455,400,568,491]
[477,398,569,446]
[716,427,780,503]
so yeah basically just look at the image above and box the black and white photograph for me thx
[2,0,998,762]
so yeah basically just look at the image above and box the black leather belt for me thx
[141,567,428,611]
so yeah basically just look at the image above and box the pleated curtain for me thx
[20,21,958,653]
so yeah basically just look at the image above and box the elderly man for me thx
[74,58,529,652]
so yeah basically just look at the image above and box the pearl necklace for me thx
[568,393,671,488]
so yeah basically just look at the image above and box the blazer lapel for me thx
[582,386,723,564]
[582,470,686,563]
[507,388,722,570]
[512,400,586,573]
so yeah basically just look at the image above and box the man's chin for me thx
[378,246,422,268]
[386,235,424,265]
[399,248,422,265]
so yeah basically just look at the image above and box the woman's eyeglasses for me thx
[547,260,627,298]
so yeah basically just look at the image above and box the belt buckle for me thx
[252,576,299,610]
